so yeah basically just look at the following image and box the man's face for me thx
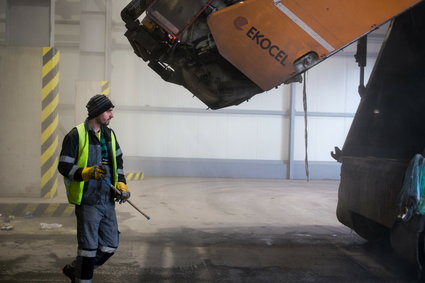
[95,107,114,126]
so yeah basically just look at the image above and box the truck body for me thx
[121,0,425,269]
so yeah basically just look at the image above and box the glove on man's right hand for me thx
[81,165,106,181]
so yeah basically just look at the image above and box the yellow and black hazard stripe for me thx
[41,47,60,199]
[101,80,110,96]
[0,203,74,217]
[125,172,145,181]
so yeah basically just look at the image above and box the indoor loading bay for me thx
[2,0,425,282]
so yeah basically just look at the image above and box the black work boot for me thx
[62,264,75,282]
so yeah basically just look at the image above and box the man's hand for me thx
[81,165,106,181]
[116,182,131,203]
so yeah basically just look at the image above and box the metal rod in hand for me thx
[104,180,151,220]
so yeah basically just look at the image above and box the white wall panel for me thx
[294,116,353,161]
[295,56,357,113]
[81,0,105,12]
[111,0,129,24]
[55,0,80,22]
[195,115,229,158]
[79,14,105,52]
[111,29,127,45]
[258,116,289,160]
[79,53,104,80]
[226,85,290,111]
[112,110,287,161]
[113,111,169,156]
[55,23,80,45]
[111,50,205,108]
[166,113,200,158]
[57,48,79,104]
[294,53,377,114]
[226,116,260,159]
[344,60,363,113]
[302,57,350,113]
[57,107,75,139]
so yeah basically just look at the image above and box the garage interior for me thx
[0,0,423,282]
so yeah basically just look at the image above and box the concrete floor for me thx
[0,177,420,282]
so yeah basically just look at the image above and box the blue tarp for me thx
[398,154,425,221]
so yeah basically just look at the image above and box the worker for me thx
[58,94,130,282]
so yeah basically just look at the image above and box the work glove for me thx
[115,182,131,203]
[81,165,106,182]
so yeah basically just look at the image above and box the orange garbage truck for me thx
[121,0,425,270]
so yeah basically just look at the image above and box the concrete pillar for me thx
[0,47,43,197]
[79,0,107,81]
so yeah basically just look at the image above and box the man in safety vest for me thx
[58,94,130,282]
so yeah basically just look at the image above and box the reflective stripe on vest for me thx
[65,123,118,205]
[111,131,118,187]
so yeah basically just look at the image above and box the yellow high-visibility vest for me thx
[65,123,117,205]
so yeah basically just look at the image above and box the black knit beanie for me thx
[86,94,114,119]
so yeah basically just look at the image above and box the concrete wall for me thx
[5,0,52,46]
[0,0,6,43]
[0,47,42,196]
